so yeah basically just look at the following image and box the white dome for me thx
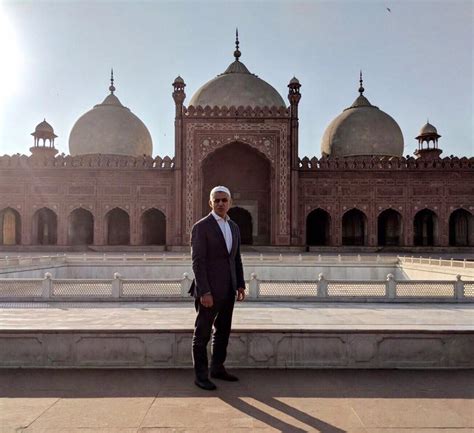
[69,91,153,157]
[321,92,404,158]
[189,58,285,108]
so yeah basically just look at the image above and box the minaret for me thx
[30,119,58,157]
[288,76,302,245]
[414,120,442,159]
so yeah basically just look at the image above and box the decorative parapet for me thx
[299,155,474,170]
[183,105,290,118]
[0,154,175,169]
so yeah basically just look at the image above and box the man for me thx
[189,185,246,391]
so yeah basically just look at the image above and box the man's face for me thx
[209,191,231,218]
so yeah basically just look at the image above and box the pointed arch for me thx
[105,207,130,245]
[449,208,473,246]
[68,208,94,245]
[377,209,403,246]
[201,141,271,244]
[141,208,166,245]
[32,207,57,245]
[414,209,438,246]
[306,208,331,246]
[342,208,367,246]
[0,207,21,245]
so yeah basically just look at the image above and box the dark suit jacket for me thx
[189,213,245,300]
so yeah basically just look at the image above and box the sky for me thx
[0,0,472,159]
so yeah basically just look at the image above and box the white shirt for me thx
[211,211,233,254]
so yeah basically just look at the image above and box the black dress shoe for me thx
[210,370,239,382]
[194,378,217,390]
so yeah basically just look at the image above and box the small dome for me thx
[174,76,184,84]
[189,48,285,108]
[289,76,300,85]
[321,87,404,158]
[31,119,57,139]
[69,87,153,157]
[419,122,438,135]
[35,119,54,133]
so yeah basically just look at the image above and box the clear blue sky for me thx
[0,0,472,158]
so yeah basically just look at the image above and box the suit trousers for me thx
[192,293,235,380]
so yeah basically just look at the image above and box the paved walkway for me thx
[0,369,473,433]
[0,302,473,332]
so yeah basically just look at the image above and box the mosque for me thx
[0,35,472,251]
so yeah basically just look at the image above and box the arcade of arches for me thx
[304,207,473,248]
[0,205,472,248]
[202,142,271,245]
[0,207,166,246]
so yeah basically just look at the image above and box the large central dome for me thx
[189,36,285,108]
[69,75,153,157]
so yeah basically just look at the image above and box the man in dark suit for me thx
[189,185,246,390]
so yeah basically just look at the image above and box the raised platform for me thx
[1,302,473,369]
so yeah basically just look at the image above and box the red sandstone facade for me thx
[0,79,473,251]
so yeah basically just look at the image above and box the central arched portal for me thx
[202,142,271,245]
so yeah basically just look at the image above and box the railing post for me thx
[112,272,122,298]
[376,254,380,263]
[318,254,322,262]
[337,254,341,263]
[455,275,464,300]
[357,254,361,262]
[42,272,52,299]
[317,273,327,298]
[450,258,453,267]
[249,273,259,299]
[181,272,192,297]
[386,273,396,299]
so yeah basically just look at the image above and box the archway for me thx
[306,209,330,246]
[32,208,57,245]
[0,208,21,245]
[68,208,94,245]
[414,209,438,246]
[106,208,130,245]
[142,208,166,245]
[342,209,367,246]
[378,209,402,246]
[449,209,473,246]
[228,207,253,245]
[202,142,271,244]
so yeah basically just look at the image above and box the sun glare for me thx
[0,7,24,102]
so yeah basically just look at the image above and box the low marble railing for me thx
[0,272,472,302]
[4,253,469,268]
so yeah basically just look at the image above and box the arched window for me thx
[68,208,94,245]
[142,208,166,245]
[306,209,330,246]
[106,208,130,245]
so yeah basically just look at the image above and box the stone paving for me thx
[1,302,473,331]
[0,369,473,433]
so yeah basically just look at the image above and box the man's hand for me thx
[200,293,214,308]
[237,288,245,302]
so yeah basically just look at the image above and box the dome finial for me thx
[234,27,241,61]
[109,68,116,94]
[358,70,365,95]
